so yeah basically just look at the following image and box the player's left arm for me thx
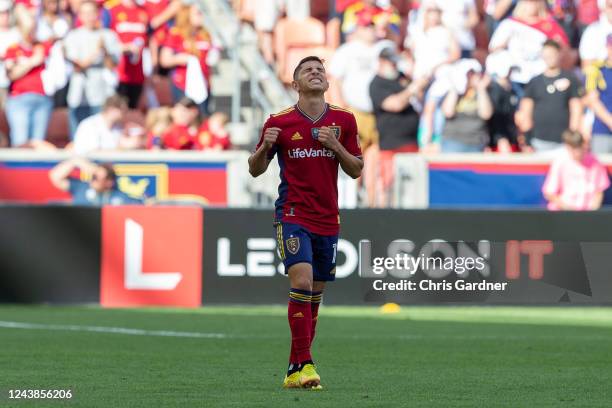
[317,127,363,179]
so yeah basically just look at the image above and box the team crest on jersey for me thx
[311,127,341,140]
[286,237,300,255]
[328,126,341,139]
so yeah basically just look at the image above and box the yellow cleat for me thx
[299,364,321,388]
[282,371,302,389]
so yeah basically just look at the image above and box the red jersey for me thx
[4,42,51,96]
[255,104,362,235]
[143,0,171,40]
[194,120,231,150]
[163,27,212,91]
[107,3,149,84]
[161,123,197,150]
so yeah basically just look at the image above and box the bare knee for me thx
[291,275,312,291]
[288,263,313,291]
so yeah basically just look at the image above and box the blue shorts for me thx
[275,222,338,282]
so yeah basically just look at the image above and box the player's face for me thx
[293,61,329,93]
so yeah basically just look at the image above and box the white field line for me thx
[0,321,610,342]
[0,321,227,339]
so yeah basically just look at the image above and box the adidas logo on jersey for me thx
[288,147,335,159]
[291,132,303,141]
[292,312,304,318]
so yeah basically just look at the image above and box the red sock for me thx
[310,291,322,346]
[288,288,312,364]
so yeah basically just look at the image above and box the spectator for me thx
[0,0,20,109]
[72,94,127,154]
[585,33,612,153]
[329,20,393,150]
[195,112,231,150]
[548,0,579,47]
[483,0,518,35]
[157,97,199,150]
[435,0,479,58]
[486,51,521,152]
[14,0,40,17]
[254,0,310,64]
[406,1,460,83]
[516,40,583,152]
[4,12,54,147]
[440,60,493,153]
[368,47,420,206]
[576,0,601,35]
[64,0,121,137]
[342,0,401,41]
[36,0,71,42]
[160,3,220,115]
[143,0,180,70]
[145,106,172,149]
[49,157,143,205]
[580,0,612,68]
[104,0,149,109]
[489,0,569,88]
[542,129,610,210]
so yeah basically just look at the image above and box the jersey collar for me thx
[295,103,329,124]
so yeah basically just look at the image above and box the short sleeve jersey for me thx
[106,3,149,84]
[256,104,362,235]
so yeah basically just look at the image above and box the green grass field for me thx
[1,305,611,407]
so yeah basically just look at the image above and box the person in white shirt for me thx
[489,0,569,86]
[73,94,127,154]
[435,0,479,57]
[329,21,393,150]
[580,0,612,68]
[406,1,460,82]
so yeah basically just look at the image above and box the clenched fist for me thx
[317,127,340,151]
[262,127,281,149]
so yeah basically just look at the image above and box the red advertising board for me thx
[0,159,227,205]
[100,206,203,307]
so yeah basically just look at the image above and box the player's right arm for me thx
[248,126,281,177]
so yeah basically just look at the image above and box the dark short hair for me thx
[542,39,561,51]
[176,97,198,109]
[562,129,584,148]
[99,163,117,184]
[293,56,325,81]
[103,94,128,111]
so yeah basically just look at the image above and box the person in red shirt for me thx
[194,112,231,150]
[159,3,219,115]
[145,106,172,149]
[248,56,363,390]
[158,97,199,149]
[4,12,54,147]
[142,0,179,70]
[105,0,148,108]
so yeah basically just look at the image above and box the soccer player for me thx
[248,56,363,389]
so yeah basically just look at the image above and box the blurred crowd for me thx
[240,0,612,208]
[0,0,233,151]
